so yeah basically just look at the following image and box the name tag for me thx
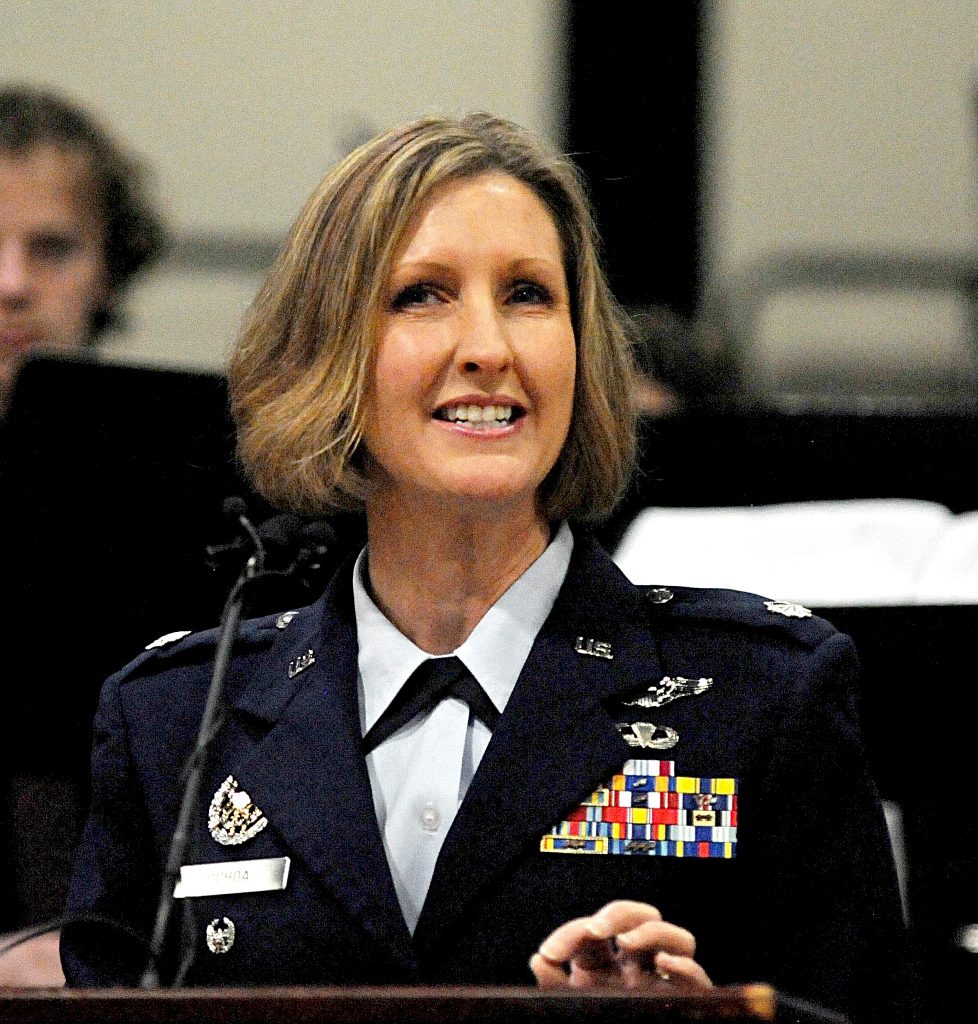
[173,857,290,898]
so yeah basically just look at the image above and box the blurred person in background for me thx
[0,84,165,409]
[0,84,165,985]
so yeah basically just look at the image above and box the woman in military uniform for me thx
[62,113,904,1021]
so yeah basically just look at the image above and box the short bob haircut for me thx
[0,85,166,338]
[229,112,637,523]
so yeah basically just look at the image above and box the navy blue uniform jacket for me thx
[63,537,906,1021]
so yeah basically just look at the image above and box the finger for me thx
[585,900,662,940]
[615,919,697,958]
[538,916,614,964]
[653,951,713,991]
[566,958,630,990]
[530,951,572,989]
[532,947,625,991]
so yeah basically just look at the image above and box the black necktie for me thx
[361,656,500,754]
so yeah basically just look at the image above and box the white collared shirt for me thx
[352,521,573,933]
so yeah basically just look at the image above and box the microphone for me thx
[206,507,339,594]
[141,501,338,986]
[141,499,266,988]
[204,497,274,571]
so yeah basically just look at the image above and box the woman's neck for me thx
[364,495,551,654]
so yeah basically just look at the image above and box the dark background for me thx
[565,2,703,316]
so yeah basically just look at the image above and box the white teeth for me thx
[440,404,514,425]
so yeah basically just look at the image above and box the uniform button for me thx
[647,587,674,604]
[420,803,441,832]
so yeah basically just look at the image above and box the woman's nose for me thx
[456,298,512,374]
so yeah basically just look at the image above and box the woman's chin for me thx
[373,476,543,519]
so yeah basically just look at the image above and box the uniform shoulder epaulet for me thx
[640,584,837,649]
[117,607,304,683]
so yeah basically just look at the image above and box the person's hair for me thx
[229,112,638,523]
[0,84,166,338]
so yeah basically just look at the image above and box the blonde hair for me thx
[229,112,637,522]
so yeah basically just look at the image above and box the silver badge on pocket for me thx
[206,917,235,953]
[209,775,268,846]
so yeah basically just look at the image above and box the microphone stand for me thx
[140,513,264,989]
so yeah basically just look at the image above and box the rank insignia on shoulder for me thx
[575,637,613,660]
[617,721,679,750]
[206,916,235,953]
[764,599,812,619]
[541,759,738,859]
[145,630,192,650]
[288,648,316,678]
[209,776,268,846]
[275,610,299,630]
[624,675,713,709]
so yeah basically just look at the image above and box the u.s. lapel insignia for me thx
[208,776,268,846]
[206,916,235,953]
[288,648,316,678]
[764,599,812,619]
[617,721,679,750]
[575,637,614,660]
[624,675,713,709]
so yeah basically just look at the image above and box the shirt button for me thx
[420,803,440,832]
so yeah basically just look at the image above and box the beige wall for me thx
[705,0,978,273]
[3,0,567,370]
[703,0,978,392]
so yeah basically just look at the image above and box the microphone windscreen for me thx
[222,495,250,524]
[257,514,305,552]
[298,520,338,549]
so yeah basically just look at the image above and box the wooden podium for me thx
[0,984,851,1024]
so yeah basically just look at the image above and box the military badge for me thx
[209,776,268,846]
[617,721,680,750]
[624,675,713,709]
[288,648,316,678]
[574,637,614,660]
[541,759,738,859]
[764,599,812,619]
[206,916,235,953]
[145,630,191,650]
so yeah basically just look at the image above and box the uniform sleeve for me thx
[60,674,160,986]
[735,631,915,1023]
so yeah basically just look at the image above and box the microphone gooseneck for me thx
[140,500,269,989]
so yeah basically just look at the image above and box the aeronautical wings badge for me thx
[623,675,713,709]
[208,775,268,846]
[616,721,680,750]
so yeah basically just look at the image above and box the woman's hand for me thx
[530,900,712,992]
[0,931,65,987]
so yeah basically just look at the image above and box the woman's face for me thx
[363,172,576,519]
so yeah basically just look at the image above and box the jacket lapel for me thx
[222,571,416,970]
[414,538,665,949]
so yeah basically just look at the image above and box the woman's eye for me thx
[509,281,552,305]
[391,283,441,309]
